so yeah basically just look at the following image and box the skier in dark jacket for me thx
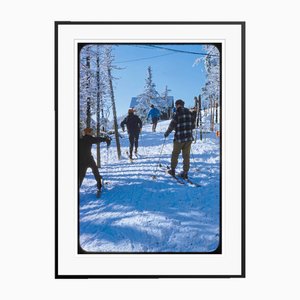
[164,99,194,179]
[120,108,142,159]
[79,127,111,190]
[147,104,160,132]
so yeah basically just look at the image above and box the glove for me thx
[106,137,111,147]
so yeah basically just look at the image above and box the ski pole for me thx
[152,137,166,180]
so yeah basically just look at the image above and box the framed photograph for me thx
[55,21,245,278]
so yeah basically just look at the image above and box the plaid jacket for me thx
[165,107,194,143]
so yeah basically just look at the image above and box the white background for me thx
[0,0,299,299]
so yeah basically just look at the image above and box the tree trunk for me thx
[86,100,91,128]
[199,95,203,141]
[85,48,91,127]
[108,67,121,160]
[215,101,218,124]
[210,97,214,132]
[196,97,199,128]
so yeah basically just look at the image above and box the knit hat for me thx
[175,99,185,106]
[83,127,93,134]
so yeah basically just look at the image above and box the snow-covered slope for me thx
[79,118,220,253]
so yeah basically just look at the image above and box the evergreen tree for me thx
[160,85,172,118]
[135,66,160,121]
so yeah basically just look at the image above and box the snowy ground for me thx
[79,118,220,253]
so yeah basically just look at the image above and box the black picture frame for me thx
[55,21,245,279]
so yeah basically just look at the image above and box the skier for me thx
[120,108,142,159]
[147,104,160,132]
[164,99,194,179]
[79,127,111,191]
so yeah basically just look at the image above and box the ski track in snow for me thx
[79,118,220,253]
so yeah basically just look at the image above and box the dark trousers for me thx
[152,117,158,132]
[128,131,139,155]
[79,156,102,189]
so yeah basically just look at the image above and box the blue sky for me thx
[111,44,206,116]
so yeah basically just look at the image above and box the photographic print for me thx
[78,43,221,254]
[55,22,245,278]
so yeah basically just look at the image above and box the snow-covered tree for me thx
[158,85,172,118]
[135,66,160,121]
[202,45,220,103]
[161,85,171,101]
[204,45,220,131]
[95,45,107,167]
[160,85,171,109]
[194,44,220,131]
[102,45,121,160]
[80,45,114,133]
[80,44,122,162]
[80,45,94,129]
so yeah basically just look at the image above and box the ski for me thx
[186,178,201,187]
[157,164,185,185]
[166,170,185,185]
[176,173,201,187]
[125,151,140,160]
[157,163,201,187]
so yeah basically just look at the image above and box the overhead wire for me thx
[136,44,219,57]
[115,52,175,64]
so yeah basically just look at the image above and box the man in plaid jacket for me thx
[164,99,194,179]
